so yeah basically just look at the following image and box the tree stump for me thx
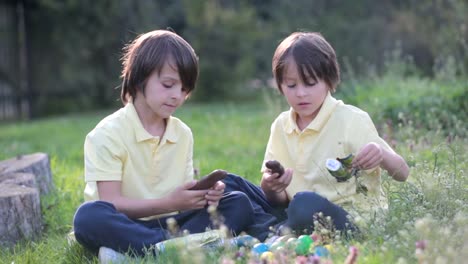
[0,183,42,247]
[0,172,37,188]
[0,153,53,246]
[0,152,54,195]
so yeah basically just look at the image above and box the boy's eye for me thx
[305,78,317,86]
[162,83,174,88]
[286,83,296,88]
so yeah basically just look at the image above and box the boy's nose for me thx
[295,86,307,97]
[171,88,184,99]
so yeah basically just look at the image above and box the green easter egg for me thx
[298,235,313,248]
[295,241,309,255]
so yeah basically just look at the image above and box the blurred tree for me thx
[11,0,467,117]
[182,0,265,101]
[27,0,185,114]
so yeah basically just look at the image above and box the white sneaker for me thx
[98,247,126,264]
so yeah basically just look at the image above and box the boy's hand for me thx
[353,142,383,170]
[261,168,293,193]
[168,181,208,210]
[205,181,225,207]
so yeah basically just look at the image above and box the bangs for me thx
[272,32,340,93]
[146,38,198,93]
[138,38,170,84]
[170,39,198,93]
[120,30,198,104]
[291,40,323,84]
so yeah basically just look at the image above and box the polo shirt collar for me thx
[125,103,179,143]
[285,92,339,133]
[163,118,179,143]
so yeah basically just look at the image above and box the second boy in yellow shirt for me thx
[223,32,409,241]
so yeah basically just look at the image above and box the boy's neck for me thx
[133,100,167,138]
[296,116,310,131]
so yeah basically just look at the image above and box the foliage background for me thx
[22,0,467,116]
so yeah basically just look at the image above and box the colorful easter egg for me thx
[252,243,269,255]
[314,246,330,257]
[261,251,275,262]
[270,241,286,251]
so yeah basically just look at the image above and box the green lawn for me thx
[0,84,466,263]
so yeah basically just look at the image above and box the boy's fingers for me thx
[183,180,198,190]
[213,181,225,191]
[263,173,275,181]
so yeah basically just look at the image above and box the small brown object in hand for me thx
[265,160,285,176]
[189,169,228,190]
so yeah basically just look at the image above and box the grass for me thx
[0,76,467,263]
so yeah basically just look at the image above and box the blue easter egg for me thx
[314,246,330,257]
[252,243,269,255]
[233,235,257,247]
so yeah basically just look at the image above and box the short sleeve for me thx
[348,112,394,155]
[84,128,126,182]
[184,130,195,181]
[261,117,286,173]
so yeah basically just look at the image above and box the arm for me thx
[97,180,208,219]
[352,142,409,182]
[380,148,409,181]
[349,112,409,182]
[260,117,292,206]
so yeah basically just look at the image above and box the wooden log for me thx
[0,183,42,247]
[0,172,36,188]
[0,152,53,195]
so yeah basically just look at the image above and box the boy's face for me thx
[134,57,188,122]
[281,60,329,127]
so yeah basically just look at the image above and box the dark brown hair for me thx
[272,32,340,93]
[120,30,199,104]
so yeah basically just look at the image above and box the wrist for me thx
[265,189,288,206]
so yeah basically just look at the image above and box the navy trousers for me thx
[73,191,254,256]
[222,174,355,241]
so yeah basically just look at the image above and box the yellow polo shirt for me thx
[83,103,194,219]
[262,92,395,217]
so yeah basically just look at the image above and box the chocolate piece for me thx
[265,160,285,176]
[189,169,228,190]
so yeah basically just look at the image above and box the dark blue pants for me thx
[73,191,254,256]
[223,174,355,241]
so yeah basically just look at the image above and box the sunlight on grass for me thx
[0,76,466,263]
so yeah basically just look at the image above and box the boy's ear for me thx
[138,80,148,93]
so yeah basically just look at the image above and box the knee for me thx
[220,191,254,220]
[292,191,327,203]
[226,173,240,179]
[223,173,241,185]
[289,192,328,211]
[287,192,331,222]
[73,201,115,235]
[223,191,252,212]
[222,174,242,193]
[220,191,254,231]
